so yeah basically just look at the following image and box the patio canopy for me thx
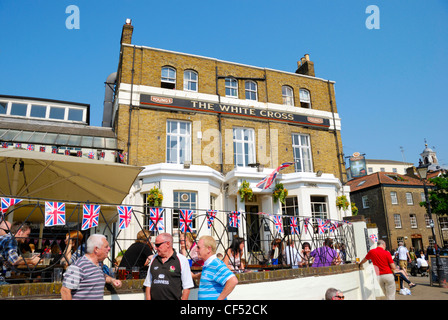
[0,148,143,222]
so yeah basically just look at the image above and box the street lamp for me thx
[416,159,442,286]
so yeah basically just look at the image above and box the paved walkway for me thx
[393,274,448,300]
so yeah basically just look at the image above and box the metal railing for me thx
[0,197,356,283]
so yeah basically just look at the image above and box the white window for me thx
[233,127,255,167]
[282,86,294,106]
[406,192,414,205]
[299,89,311,108]
[391,191,398,205]
[166,120,191,164]
[311,196,328,220]
[282,196,300,217]
[394,214,402,228]
[245,81,257,101]
[183,70,198,92]
[173,191,197,230]
[410,214,418,228]
[421,192,426,203]
[225,77,238,97]
[362,195,369,209]
[161,66,176,89]
[292,133,312,172]
[425,214,431,228]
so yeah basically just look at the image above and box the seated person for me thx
[394,265,416,289]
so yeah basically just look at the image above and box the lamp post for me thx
[416,159,442,286]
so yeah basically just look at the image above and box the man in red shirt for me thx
[359,239,396,300]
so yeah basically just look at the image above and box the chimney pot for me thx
[305,54,310,61]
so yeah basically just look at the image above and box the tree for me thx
[420,172,448,216]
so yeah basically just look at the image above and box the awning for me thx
[0,148,143,222]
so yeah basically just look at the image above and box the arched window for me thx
[225,77,238,98]
[299,89,311,108]
[282,86,294,106]
[245,80,257,101]
[161,66,176,89]
[183,70,198,92]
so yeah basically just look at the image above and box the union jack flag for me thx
[52,146,58,154]
[256,162,294,189]
[27,144,34,151]
[1,198,23,215]
[229,211,241,228]
[117,206,133,230]
[15,143,21,149]
[273,215,283,234]
[316,218,326,234]
[64,149,70,155]
[179,209,194,233]
[44,202,66,227]
[82,204,100,230]
[88,152,95,159]
[39,146,46,152]
[326,219,336,233]
[303,218,310,233]
[369,234,378,243]
[149,207,164,231]
[290,217,300,235]
[206,210,217,229]
[76,151,82,157]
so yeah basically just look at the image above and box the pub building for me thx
[107,19,351,256]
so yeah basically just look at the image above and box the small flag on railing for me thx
[303,217,310,233]
[316,218,326,234]
[290,217,300,235]
[273,215,283,234]
[179,209,194,233]
[117,206,133,230]
[44,202,66,227]
[27,144,34,151]
[206,210,217,229]
[149,207,164,231]
[88,151,95,159]
[369,234,378,243]
[1,198,23,215]
[82,204,100,230]
[229,211,241,228]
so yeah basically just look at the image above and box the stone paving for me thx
[393,274,448,300]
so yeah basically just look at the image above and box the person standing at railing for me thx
[310,238,340,267]
[61,234,122,300]
[61,230,85,267]
[284,236,301,267]
[196,235,238,300]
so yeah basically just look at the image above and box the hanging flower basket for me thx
[351,202,358,216]
[273,183,288,204]
[238,180,253,202]
[147,186,163,207]
[336,195,349,211]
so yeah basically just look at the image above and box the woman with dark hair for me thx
[223,237,245,271]
[300,242,314,266]
[269,238,285,265]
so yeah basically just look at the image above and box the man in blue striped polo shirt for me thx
[196,235,238,300]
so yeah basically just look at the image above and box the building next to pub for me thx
[106,19,351,256]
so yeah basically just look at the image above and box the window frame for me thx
[299,88,311,108]
[183,70,198,92]
[232,127,255,167]
[245,80,258,101]
[362,195,369,209]
[394,214,402,228]
[166,120,191,164]
[406,192,414,205]
[390,191,398,205]
[282,86,294,106]
[172,191,197,231]
[225,77,238,98]
[161,66,176,89]
[292,133,313,173]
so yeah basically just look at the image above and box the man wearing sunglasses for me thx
[325,288,345,300]
[144,233,194,300]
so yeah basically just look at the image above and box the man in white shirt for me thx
[397,242,411,270]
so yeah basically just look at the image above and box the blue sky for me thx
[1,0,447,168]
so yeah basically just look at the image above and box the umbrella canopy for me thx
[0,148,143,222]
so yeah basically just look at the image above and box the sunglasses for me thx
[333,295,345,300]
[155,241,168,248]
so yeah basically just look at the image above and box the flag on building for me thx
[88,151,95,159]
[229,211,241,228]
[2,142,8,148]
[206,210,217,229]
[44,202,66,227]
[117,206,133,230]
[27,144,34,151]
[82,204,100,230]
[256,162,294,189]
[369,234,378,243]
[149,207,164,231]
[52,146,58,154]
[273,215,283,234]
[179,209,194,233]
[1,198,23,215]
[290,217,300,235]
[40,146,46,153]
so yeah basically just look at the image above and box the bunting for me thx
[206,210,217,229]
[82,204,100,230]
[273,215,283,234]
[229,211,241,228]
[1,198,23,215]
[179,209,194,233]
[117,206,133,230]
[44,202,66,227]
[290,217,300,235]
[149,207,164,231]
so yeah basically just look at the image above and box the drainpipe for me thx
[327,80,344,183]
[216,64,223,174]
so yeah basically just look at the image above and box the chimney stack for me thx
[296,54,315,77]
[120,18,134,44]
